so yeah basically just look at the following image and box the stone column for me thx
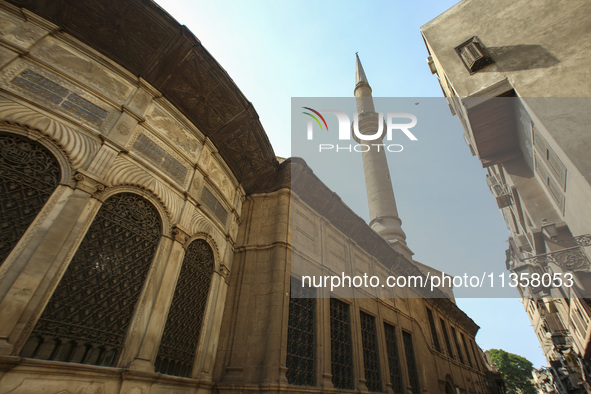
[122,230,184,370]
[191,262,230,380]
[0,182,101,355]
[376,306,395,394]
[319,296,334,389]
[351,299,368,392]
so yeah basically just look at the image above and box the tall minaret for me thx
[355,54,413,259]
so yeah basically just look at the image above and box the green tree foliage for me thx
[487,349,536,394]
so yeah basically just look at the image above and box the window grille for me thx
[469,339,481,371]
[21,193,162,366]
[426,308,441,352]
[384,323,403,393]
[451,326,464,363]
[0,133,60,265]
[201,186,227,223]
[330,298,354,390]
[360,312,381,392]
[402,331,421,394]
[440,318,454,359]
[286,278,316,386]
[461,333,473,367]
[155,239,214,377]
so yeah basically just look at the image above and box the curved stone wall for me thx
[0,1,241,391]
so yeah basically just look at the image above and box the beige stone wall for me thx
[422,0,591,385]
[0,1,242,392]
[421,0,591,98]
[0,2,497,393]
[421,0,591,240]
[214,190,492,393]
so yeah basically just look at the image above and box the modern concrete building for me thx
[0,0,502,393]
[421,0,591,391]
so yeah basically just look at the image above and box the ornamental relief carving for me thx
[31,37,133,103]
[184,232,221,267]
[105,156,182,224]
[189,210,227,261]
[0,60,119,134]
[0,97,100,170]
[0,9,47,49]
[198,147,235,202]
[0,45,15,68]
[144,104,202,159]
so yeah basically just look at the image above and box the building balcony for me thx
[461,93,522,168]
[510,235,591,273]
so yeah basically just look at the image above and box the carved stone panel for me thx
[144,103,202,160]
[31,36,134,103]
[133,134,188,186]
[198,147,234,203]
[0,132,60,265]
[0,60,119,134]
[0,7,47,50]
[0,96,100,170]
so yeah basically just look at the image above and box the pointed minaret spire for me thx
[355,52,370,91]
[354,54,413,259]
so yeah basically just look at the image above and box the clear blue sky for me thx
[155,0,547,368]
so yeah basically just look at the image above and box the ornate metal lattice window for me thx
[286,277,316,386]
[21,193,162,366]
[451,326,464,363]
[426,307,441,352]
[440,318,455,359]
[470,339,481,371]
[384,323,403,393]
[402,331,421,394]
[461,333,473,367]
[0,133,60,265]
[155,239,214,377]
[330,298,354,390]
[360,312,381,392]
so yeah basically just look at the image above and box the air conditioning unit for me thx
[486,175,504,194]
[426,56,437,74]
[496,193,513,208]
[455,37,494,74]
[486,175,498,187]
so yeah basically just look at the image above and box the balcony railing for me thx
[517,235,591,272]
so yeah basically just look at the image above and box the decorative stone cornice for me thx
[4,0,279,194]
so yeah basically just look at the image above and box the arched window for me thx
[21,193,162,366]
[155,239,214,377]
[0,133,60,265]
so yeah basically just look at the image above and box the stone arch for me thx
[184,232,221,270]
[0,97,100,173]
[0,125,74,185]
[20,192,163,367]
[94,185,172,238]
[444,374,455,394]
[155,238,215,377]
[0,130,64,266]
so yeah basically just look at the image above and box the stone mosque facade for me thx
[0,1,502,393]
